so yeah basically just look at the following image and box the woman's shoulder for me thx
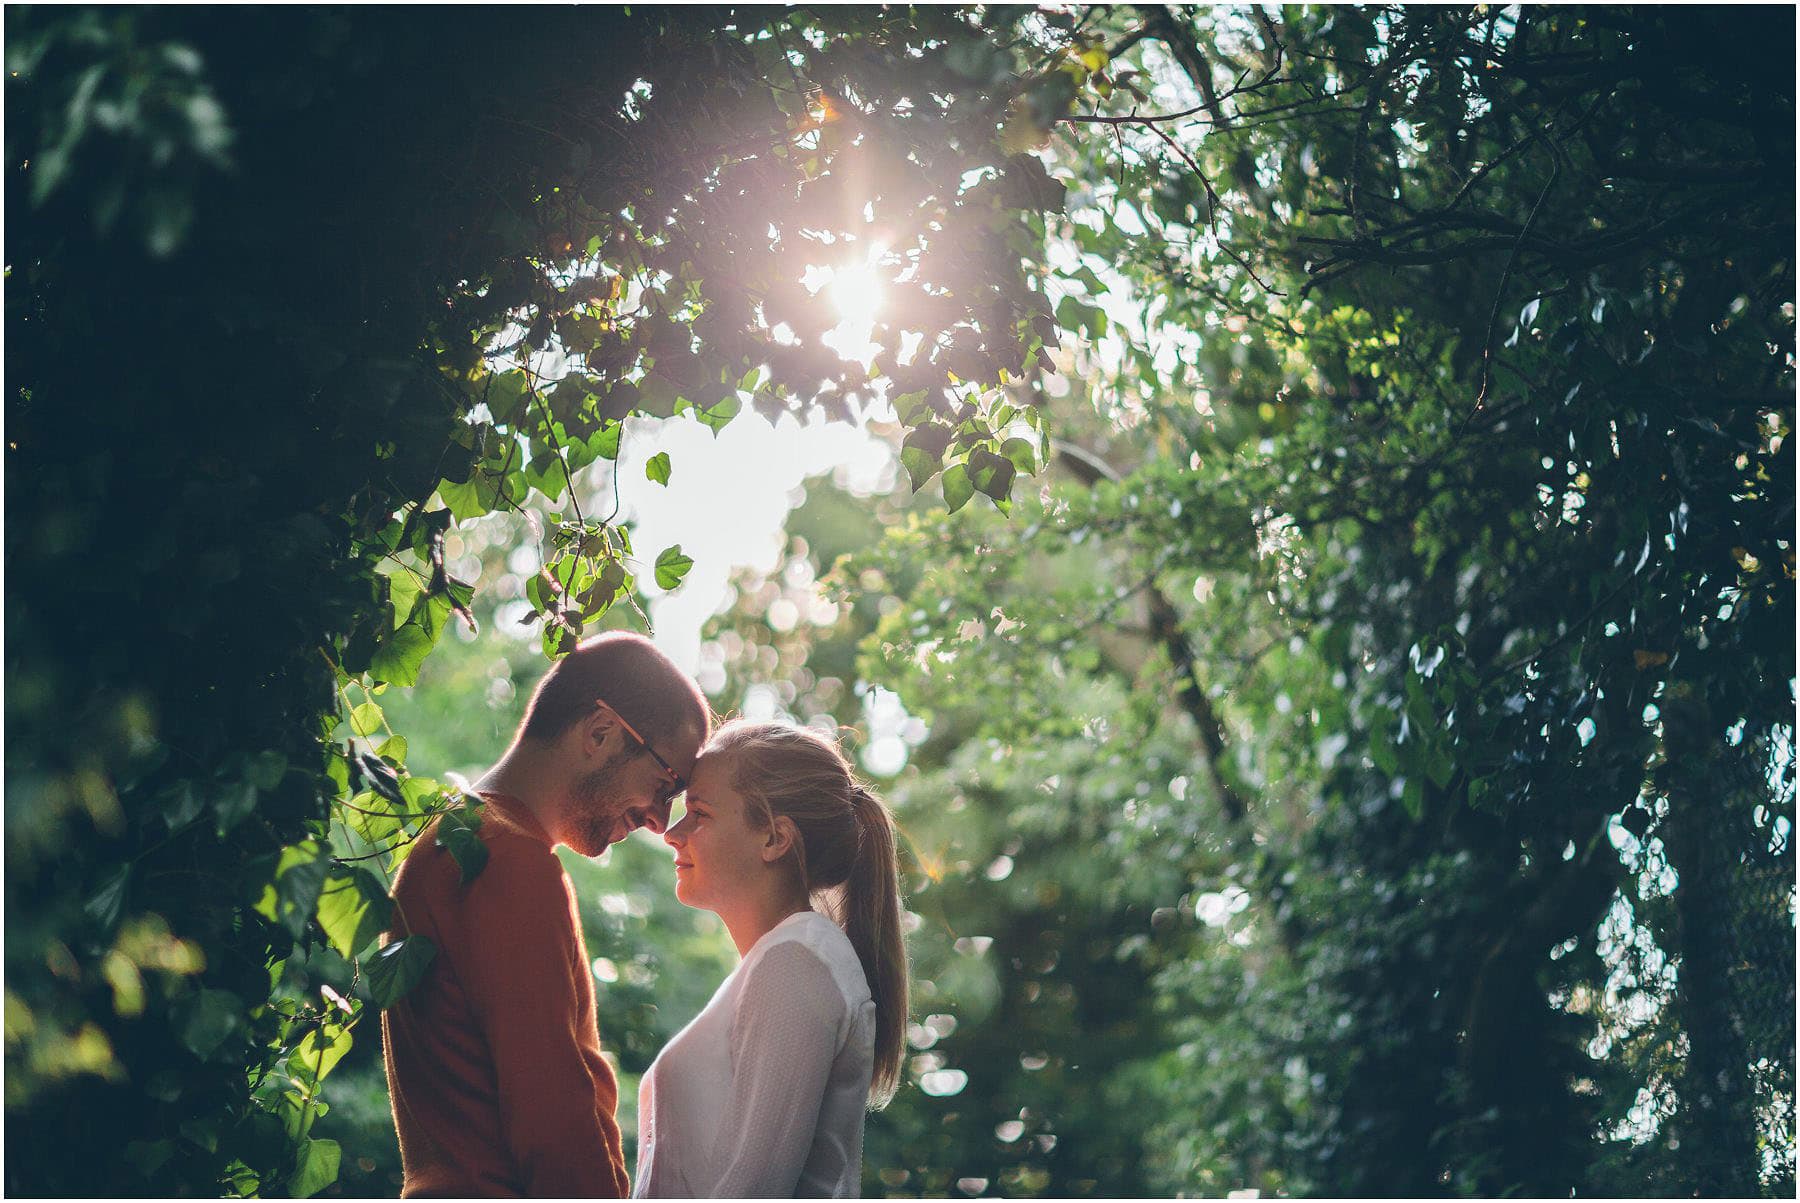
[746,911,871,1008]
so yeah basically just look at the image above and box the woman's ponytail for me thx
[844,783,907,1107]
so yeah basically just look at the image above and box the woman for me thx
[633,720,908,1198]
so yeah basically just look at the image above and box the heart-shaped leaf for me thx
[655,545,694,590]
[360,936,437,1010]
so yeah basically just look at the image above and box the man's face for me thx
[564,722,702,856]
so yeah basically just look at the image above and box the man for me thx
[382,631,709,1197]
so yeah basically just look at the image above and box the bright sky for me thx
[581,407,934,780]
[598,407,894,673]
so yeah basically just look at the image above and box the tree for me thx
[4,7,1070,1194]
[803,5,1793,1196]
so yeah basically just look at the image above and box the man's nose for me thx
[637,803,668,836]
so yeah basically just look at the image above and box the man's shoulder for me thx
[467,816,566,887]
[396,809,564,904]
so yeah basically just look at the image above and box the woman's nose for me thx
[663,821,686,848]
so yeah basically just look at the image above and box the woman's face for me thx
[662,752,770,912]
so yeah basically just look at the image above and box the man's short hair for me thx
[519,631,711,750]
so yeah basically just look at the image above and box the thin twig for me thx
[1140,121,1286,296]
[1062,102,1211,127]
[1462,128,1561,433]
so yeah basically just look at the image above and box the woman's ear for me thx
[762,815,799,863]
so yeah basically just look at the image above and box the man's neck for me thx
[474,745,565,846]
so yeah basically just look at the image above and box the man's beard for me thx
[566,747,637,856]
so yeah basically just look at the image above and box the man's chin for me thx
[568,825,624,858]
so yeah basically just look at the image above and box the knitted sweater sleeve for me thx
[462,837,628,1197]
[707,940,849,1197]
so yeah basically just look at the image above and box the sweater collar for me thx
[472,788,554,846]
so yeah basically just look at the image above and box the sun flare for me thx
[802,245,887,364]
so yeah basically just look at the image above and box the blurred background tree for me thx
[811,5,1794,1197]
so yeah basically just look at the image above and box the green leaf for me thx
[124,1140,175,1179]
[86,866,131,933]
[999,436,1038,475]
[695,393,740,434]
[374,734,408,761]
[247,750,289,791]
[288,1137,342,1199]
[967,447,1018,503]
[546,623,580,659]
[437,471,502,522]
[942,463,974,514]
[637,372,680,418]
[159,780,204,830]
[348,702,385,737]
[1400,776,1425,821]
[654,544,695,590]
[287,1022,354,1089]
[482,370,531,425]
[596,558,628,599]
[548,374,594,424]
[590,420,623,461]
[360,936,437,1009]
[902,421,955,492]
[525,568,554,614]
[900,445,942,493]
[891,389,931,424]
[315,867,393,959]
[222,1160,261,1197]
[274,1090,323,1143]
[521,451,570,503]
[254,841,332,941]
[1425,743,1456,789]
[213,779,259,835]
[1002,153,1067,212]
[434,801,489,886]
[343,789,402,847]
[175,987,245,1059]
[386,569,424,628]
[370,620,434,688]
[645,451,672,485]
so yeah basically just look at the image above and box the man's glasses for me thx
[597,700,686,796]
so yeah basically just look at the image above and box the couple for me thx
[380,632,907,1197]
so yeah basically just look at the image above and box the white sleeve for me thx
[706,940,848,1198]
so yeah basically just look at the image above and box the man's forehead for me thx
[673,720,708,763]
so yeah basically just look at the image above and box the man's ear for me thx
[581,704,622,761]
[762,815,799,863]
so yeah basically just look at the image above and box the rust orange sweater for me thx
[381,792,629,1197]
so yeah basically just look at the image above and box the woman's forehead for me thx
[689,750,736,787]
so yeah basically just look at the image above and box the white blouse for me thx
[634,911,877,1198]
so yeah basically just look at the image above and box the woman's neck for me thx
[720,887,813,958]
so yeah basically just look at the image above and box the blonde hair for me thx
[707,719,908,1107]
